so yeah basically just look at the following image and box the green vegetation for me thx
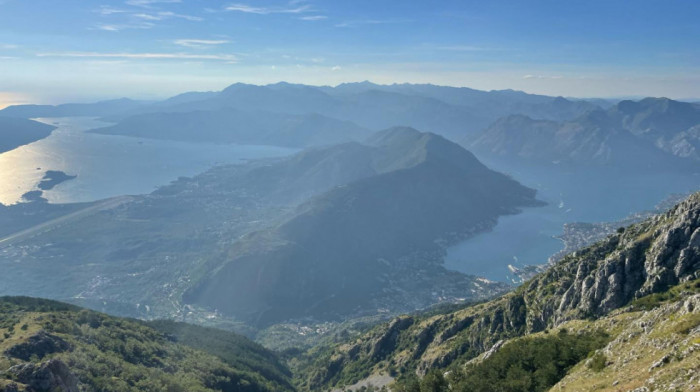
[0,297,294,392]
[629,278,700,310]
[147,320,294,390]
[587,352,608,372]
[669,312,700,335]
[390,331,609,392]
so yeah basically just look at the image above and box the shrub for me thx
[588,352,607,372]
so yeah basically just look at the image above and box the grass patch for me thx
[629,278,700,311]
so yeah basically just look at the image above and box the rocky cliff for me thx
[298,192,700,390]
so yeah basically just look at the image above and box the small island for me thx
[38,170,77,191]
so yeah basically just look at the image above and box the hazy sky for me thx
[0,0,698,106]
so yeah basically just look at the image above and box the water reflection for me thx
[0,117,296,205]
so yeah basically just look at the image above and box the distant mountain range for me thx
[470,97,700,168]
[4,84,698,168]
[0,82,604,145]
[93,82,603,144]
[0,98,144,118]
[0,117,56,153]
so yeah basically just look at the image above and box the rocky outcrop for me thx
[302,193,700,389]
[9,359,79,392]
[4,331,72,361]
[552,192,699,322]
[369,316,414,360]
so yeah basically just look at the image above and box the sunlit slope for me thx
[0,297,295,392]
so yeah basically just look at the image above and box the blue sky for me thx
[0,0,698,106]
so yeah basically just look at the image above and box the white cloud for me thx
[37,51,238,62]
[94,22,155,31]
[96,6,128,15]
[134,11,203,21]
[125,0,182,8]
[437,45,490,52]
[133,13,162,20]
[299,15,326,21]
[0,43,18,49]
[93,5,203,32]
[163,11,203,21]
[174,39,230,48]
[225,3,311,14]
[331,65,341,71]
[335,19,411,28]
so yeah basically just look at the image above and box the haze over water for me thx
[0,117,296,205]
[445,158,700,281]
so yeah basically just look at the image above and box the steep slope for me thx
[471,98,700,167]
[0,117,56,153]
[90,108,371,148]
[297,192,700,391]
[393,291,699,392]
[612,97,700,160]
[184,127,541,325]
[0,297,295,392]
[470,113,681,168]
[550,294,699,392]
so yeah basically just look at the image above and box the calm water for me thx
[445,157,700,281]
[0,117,296,205]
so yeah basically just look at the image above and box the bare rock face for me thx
[4,331,72,361]
[9,359,79,392]
[557,193,700,320]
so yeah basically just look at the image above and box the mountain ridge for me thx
[183,127,542,325]
[470,97,700,167]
